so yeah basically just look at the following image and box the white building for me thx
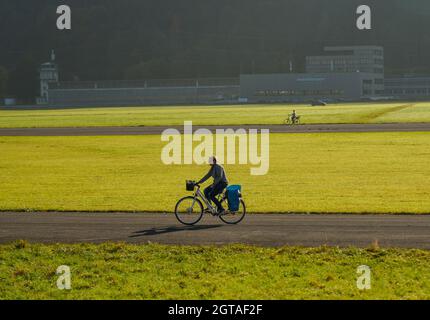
[37,50,59,104]
[306,46,385,96]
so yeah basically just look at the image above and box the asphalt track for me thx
[1,122,429,249]
[1,122,430,136]
[0,212,429,249]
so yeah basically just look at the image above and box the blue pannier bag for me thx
[226,185,241,211]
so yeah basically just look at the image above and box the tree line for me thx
[1,0,430,102]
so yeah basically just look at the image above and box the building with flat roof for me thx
[240,72,378,103]
[40,45,389,106]
[384,76,430,99]
[239,45,386,103]
[306,46,384,95]
[47,78,240,107]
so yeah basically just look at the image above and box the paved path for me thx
[1,123,430,136]
[1,212,429,249]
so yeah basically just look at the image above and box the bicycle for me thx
[284,114,301,125]
[174,180,246,225]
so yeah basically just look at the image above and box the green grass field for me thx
[1,105,429,301]
[1,132,430,213]
[1,242,428,300]
[1,102,430,128]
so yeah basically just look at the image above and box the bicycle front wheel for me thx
[219,199,246,225]
[174,196,204,225]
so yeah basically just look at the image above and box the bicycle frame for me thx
[193,186,223,215]
[287,114,300,124]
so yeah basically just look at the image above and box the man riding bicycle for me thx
[291,110,298,123]
[197,156,228,215]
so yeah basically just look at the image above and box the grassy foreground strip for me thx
[1,102,430,128]
[0,242,429,300]
[1,132,430,213]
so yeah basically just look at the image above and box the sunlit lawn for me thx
[0,242,429,300]
[1,102,430,128]
[1,132,430,213]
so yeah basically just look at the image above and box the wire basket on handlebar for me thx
[186,180,196,191]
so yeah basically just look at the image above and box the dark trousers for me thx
[204,182,227,212]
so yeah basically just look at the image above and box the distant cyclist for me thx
[291,110,298,123]
[197,156,228,215]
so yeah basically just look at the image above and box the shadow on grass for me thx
[129,224,223,238]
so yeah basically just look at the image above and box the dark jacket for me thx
[198,164,228,186]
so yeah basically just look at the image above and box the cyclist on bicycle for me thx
[197,156,228,215]
[291,110,298,123]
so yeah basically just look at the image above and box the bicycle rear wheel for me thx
[219,199,246,225]
[175,196,204,225]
